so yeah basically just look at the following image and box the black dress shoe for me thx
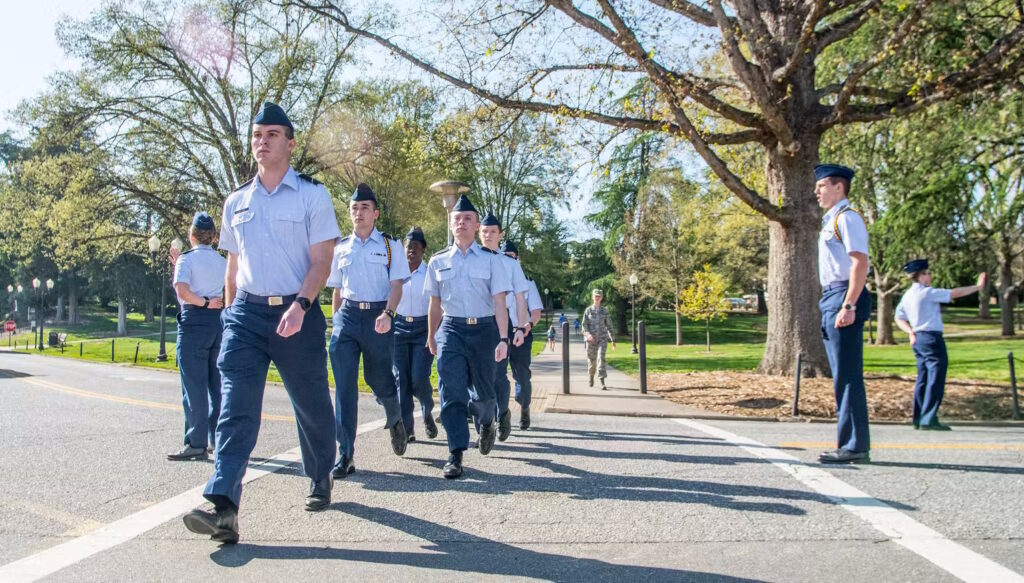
[167,445,208,461]
[424,414,439,439]
[443,450,463,479]
[498,410,512,442]
[920,422,952,431]
[305,477,332,512]
[478,421,497,455]
[407,434,417,443]
[818,448,870,464]
[332,455,355,479]
[390,421,408,456]
[519,407,531,430]
[183,507,239,544]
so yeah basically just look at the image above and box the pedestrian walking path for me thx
[527,314,709,418]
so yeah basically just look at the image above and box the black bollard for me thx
[111,339,115,362]
[1010,352,1021,421]
[79,342,83,357]
[792,352,803,416]
[639,320,647,394]
[134,342,141,364]
[561,321,570,394]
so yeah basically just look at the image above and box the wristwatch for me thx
[383,308,396,319]
[296,297,312,312]
[843,303,854,311]
[501,337,511,345]
[201,297,209,309]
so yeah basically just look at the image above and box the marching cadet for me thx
[394,227,438,442]
[183,102,340,544]
[815,163,872,464]
[478,213,528,442]
[166,211,226,462]
[501,240,543,429]
[581,289,615,388]
[328,183,410,480]
[895,259,985,430]
[425,195,520,479]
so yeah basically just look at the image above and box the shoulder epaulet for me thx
[431,246,452,258]
[481,246,498,255]
[298,173,322,185]
[181,248,197,256]
[339,235,351,243]
[236,177,255,191]
[833,206,864,244]
[380,232,393,241]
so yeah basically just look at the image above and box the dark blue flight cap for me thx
[481,213,502,228]
[405,227,427,246]
[192,211,215,230]
[814,164,855,182]
[903,258,929,273]
[351,183,377,204]
[452,195,478,214]
[252,101,293,130]
[500,240,518,255]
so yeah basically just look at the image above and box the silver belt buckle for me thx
[359,302,371,310]
[267,296,284,306]
[404,316,414,323]
[466,317,478,325]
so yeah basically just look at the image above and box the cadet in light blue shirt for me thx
[185,102,340,545]
[167,211,227,463]
[815,163,871,465]
[478,213,528,441]
[393,227,438,442]
[328,183,410,479]
[895,259,985,430]
[502,240,544,430]
[425,195,515,479]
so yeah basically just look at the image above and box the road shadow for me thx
[869,460,1024,475]
[209,502,768,582]
[0,368,33,378]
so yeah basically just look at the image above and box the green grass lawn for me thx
[607,307,1022,383]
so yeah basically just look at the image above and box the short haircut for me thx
[190,225,216,245]
[908,270,926,282]
[828,176,850,197]
[285,127,294,140]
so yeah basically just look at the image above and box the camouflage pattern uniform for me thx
[581,304,614,387]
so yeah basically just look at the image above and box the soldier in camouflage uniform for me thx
[581,289,616,389]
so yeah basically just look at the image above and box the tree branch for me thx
[773,0,827,82]
[814,0,884,53]
[645,0,718,27]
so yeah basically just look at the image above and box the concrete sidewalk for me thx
[527,317,714,419]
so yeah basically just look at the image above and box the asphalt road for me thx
[0,351,1022,582]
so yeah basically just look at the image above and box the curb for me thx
[543,406,1024,428]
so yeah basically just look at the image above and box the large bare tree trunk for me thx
[144,297,154,323]
[978,281,992,318]
[614,295,627,336]
[758,146,830,377]
[756,287,767,315]
[675,278,682,345]
[999,259,1016,336]
[68,278,79,325]
[117,296,128,337]
[875,290,896,344]
[56,295,65,323]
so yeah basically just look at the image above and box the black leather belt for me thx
[822,280,849,292]
[182,304,222,311]
[343,299,387,310]
[237,290,297,306]
[396,314,427,323]
[445,316,495,325]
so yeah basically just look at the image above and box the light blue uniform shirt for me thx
[509,278,543,328]
[895,283,952,332]
[818,199,871,287]
[424,242,512,318]
[172,245,227,306]
[219,167,341,296]
[327,227,410,302]
[397,262,430,317]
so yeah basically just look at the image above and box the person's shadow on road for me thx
[209,502,768,582]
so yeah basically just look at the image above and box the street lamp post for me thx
[16,284,23,324]
[544,287,550,329]
[32,278,43,350]
[629,272,638,354]
[6,284,12,320]
[429,180,471,247]
[148,235,171,362]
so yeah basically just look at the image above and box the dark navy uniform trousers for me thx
[820,285,872,453]
[329,301,401,462]
[204,300,335,510]
[175,307,222,450]
[393,316,435,433]
[436,316,498,452]
[511,331,534,410]
[912,331,947,427]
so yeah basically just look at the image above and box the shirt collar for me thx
[413,262,427,274]
[823,198,850,223]
[256,166,298,196]
[196,244,213,250]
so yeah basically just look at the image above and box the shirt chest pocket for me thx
[336,250,353,272]
[435,267,456,283]
[273,211,305,245]
[366,252,389,269]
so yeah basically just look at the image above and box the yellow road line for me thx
[780,441,1024,451]
[2,373,295,422]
